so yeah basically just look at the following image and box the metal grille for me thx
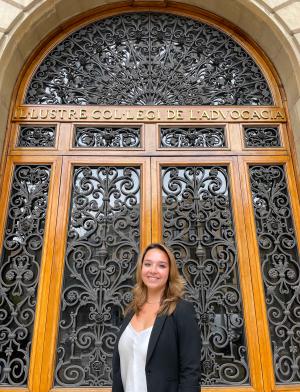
[25,13,273,106]
[249,165,300,384]
[74,127,141,148]
[160,127,226,148]
[0,165,51,386]
[55,166,140,387]
[161,166,249,386]
[244,127,281,147]
[17,126,56,147]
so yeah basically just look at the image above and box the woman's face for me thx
[141,248,170,294]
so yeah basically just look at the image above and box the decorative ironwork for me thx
[0,165,51,386]
[249,165,300,384]
[244,127,281,147]
[162,166,249,386]
[17,126,56,147]
[160,127,226,148]
[75,127,140,148]
[55,166,140,387]
[25,13,273,106]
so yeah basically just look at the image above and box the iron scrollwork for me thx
[55,166,140,387]
[160,127,226,148]
[17,126,56,148]
[0,165,51,386]
[25,13,273,106]
[244,127,281,147]
[75,127,141,148]
[249,165,300,383]
[162,166,249,386]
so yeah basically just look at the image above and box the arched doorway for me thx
[0,5,299,392]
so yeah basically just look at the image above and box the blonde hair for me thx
[125,243,185,316]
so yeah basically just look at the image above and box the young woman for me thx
[112,243,201,392]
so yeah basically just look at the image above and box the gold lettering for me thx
[241,110,250,120]
[58,109,67,120]
[19,108,28,119]
[49,109,57,119]
[219,111,229,120]
[252,110,261,120]
[103,110,112,120]
[40,109,48,119]
[137,110,145,120]
[68,109,78,120]
[157,110,161,120]
[200,111,210,120]
[190,110,197,120]
[167,110,176,120]
[80,109,88,119]
[275,110,285,120]
[261,110,269,120]
[114,109,123,120]
[176,110,183,120]
[211,110,219,120]
[230,110,240,120]
[30,109,38,119]
[146,110,156,120]
[126,110,134,120]
[92,109,101,119]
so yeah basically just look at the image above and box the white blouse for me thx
[118,322,153,392]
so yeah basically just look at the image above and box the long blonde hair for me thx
[125,243,185,316]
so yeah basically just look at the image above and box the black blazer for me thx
[112,299,201,392]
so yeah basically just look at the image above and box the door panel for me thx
[238,156,300,392]
[151,157,263,392]
[39,157,151,392]
[0,156,62,392]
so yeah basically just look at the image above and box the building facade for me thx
[0,1,300,392]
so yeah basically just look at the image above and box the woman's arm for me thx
[174,300,201,392]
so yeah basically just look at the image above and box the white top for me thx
[118,322,153,392]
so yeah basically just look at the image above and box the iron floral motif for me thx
[162,166,249,385]
[75,127,140,148]
[25,13,273,106]
[250,165,300,383]
[17,126,56,147]
[0,165,51,386]
[160,127,226,148]
[244,127,281,147]
[55,166,140,386]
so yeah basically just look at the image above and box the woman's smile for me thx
[146,276,160,282]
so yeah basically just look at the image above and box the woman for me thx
[112,243,201,392]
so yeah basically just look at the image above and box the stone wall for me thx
[0,0,300,172]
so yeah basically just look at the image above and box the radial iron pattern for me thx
[25,13,273,106]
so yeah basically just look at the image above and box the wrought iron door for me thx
[151,157,259,388]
